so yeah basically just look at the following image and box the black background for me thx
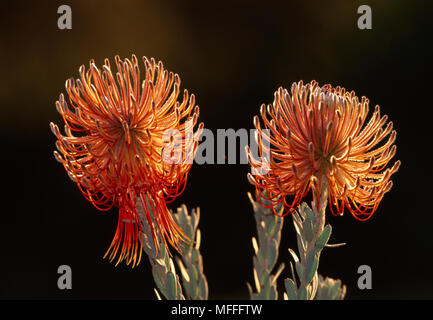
[0,0,432,300]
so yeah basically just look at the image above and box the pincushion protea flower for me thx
[50,55,203,267]
[247,80,400,221]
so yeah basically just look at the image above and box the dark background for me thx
[0,0,432,300]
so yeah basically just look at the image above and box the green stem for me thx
[247,192,285,300]
[138,197,185,300]
[281,176,347,300]
[284,177,332,300]
[312,176,329,237]
[172,205,208,300]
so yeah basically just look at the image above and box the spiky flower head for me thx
[247,80,400,220]
[50,55,203,267]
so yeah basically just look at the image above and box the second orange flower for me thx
[247,80,400,220]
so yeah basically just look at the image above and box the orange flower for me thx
[247,80,400,221]
[51,55,203,267]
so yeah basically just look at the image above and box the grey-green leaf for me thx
[284,278,298,300]
[315,225,332,252]
[304,252,319,285]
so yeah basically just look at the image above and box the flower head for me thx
[51,55,203,267]
[247,80,400,220]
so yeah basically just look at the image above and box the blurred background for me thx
[0,0,432,299]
